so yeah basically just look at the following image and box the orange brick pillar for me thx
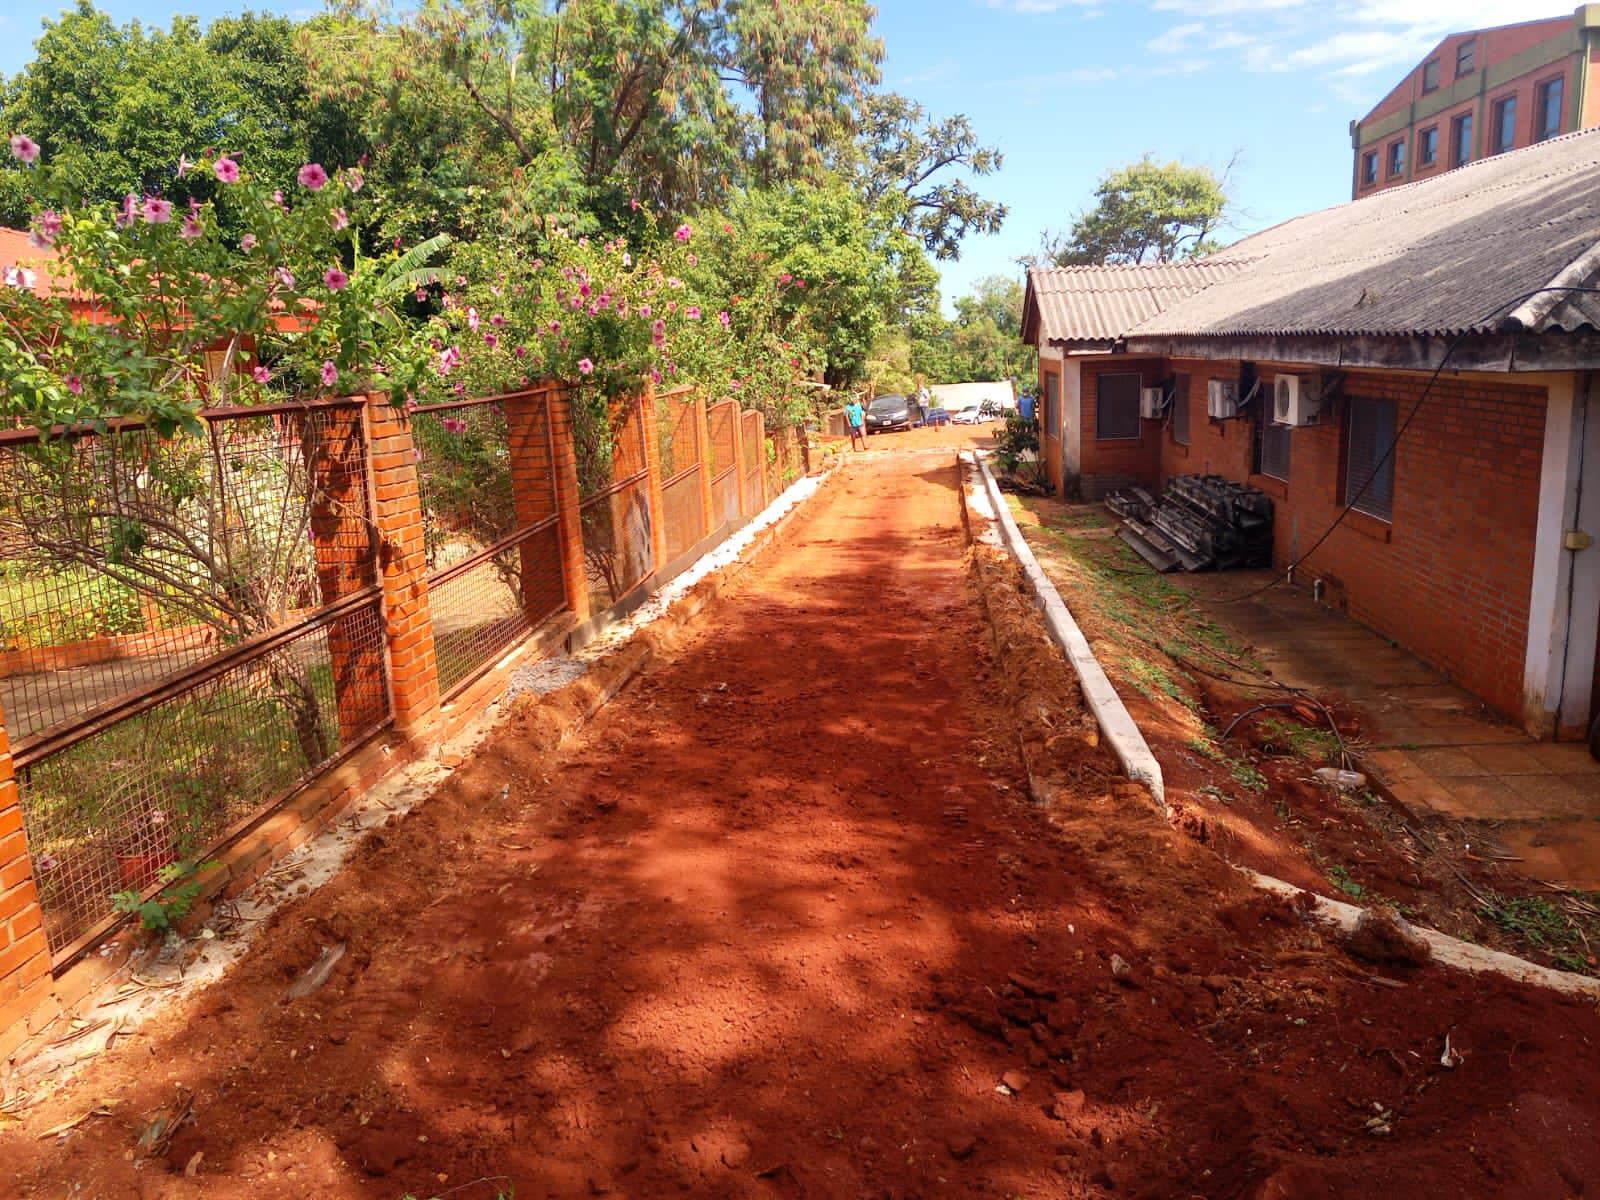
[365,398,441,737]
[754,411,769,510]
[695,392,715,539]
[730,405,749,519]
[548,386,591,620]
[0,705,52,1059]
[308,401,390,742]
[640,379,669,577]
[504,388,567,623]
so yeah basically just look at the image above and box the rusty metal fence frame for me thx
[3,399,391,964]
[740,409,766,517]
[579,391,656,609]
[656,386,706,565]
[411,387,568,700]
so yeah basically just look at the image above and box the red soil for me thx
[4,451,1600,1199]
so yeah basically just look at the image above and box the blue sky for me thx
[0,0,1556,304]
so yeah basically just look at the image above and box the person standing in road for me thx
[844,396,866,450]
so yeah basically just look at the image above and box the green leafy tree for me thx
[855,92,1005,261]
[0,4,356,228]
[1044,156,1229,266]
[911,275,1035,387]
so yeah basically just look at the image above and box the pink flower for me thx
[795,279,806,289]
[36,852,58,873]
[578,281,591,298]
[143,197,173,224]
[686,253,697,266]
[515,346,527,358]
[345,167,365,193]
[177,154,193,177]
[117,194,137,228]
[674,223,692,242]
[320,360,338,387]
[519,375,530,387]
[241,233,258,251]
[467,307,480,331]
[297,162,329,190]
[650,368,662,384]
[331,208,349,231]
[252,365,271,384]
[275,267,296,289]
[324,266,349,291]
[780,273,792,284]
[272,189,287,210]
[484,333,498,348]
[490,314,505,327]
[723,223,733,234]
[718,310,731,328]
[685,305,701,320]
[639,303,652,318]
[9,134,39,164]
[578,358,594,375]
[213,156,240,184]
[29,211,60,249]
[65,375,83,395]
[547,320,561,333]
[181,215,203,240]
[622,252,632,267]
[630,198,640,211]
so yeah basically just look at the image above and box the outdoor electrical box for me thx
[1206,379,1239,419]
[1140,387,1165,419]
[1272,374,1323,426]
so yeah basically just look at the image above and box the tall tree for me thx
[910,275,1035,387]
[855,92,1005,261]
[1043,156,1229,266]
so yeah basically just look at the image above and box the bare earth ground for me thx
[5,449,1600,1199]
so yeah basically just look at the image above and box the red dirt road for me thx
[6,451,1600,1199]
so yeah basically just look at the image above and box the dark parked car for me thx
[865,394,916,434]
[923,406,951,427]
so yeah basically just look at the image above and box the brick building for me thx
[1351,6,1600,198]
[1023,126,1600,742]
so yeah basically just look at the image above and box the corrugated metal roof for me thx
[1025,260,1248,345]
[1128,127,1600,341]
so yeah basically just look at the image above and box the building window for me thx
[1456,38,1475,78]
[1451,112,1474,168]
[1537,77,1565,141]
[1361,151,1378,187]
[1345,396,1397,521]
[1043,371,1060,439]
[1171,374,1190,446]
[1255,398,1291,482]
[1386,139,1406,177]
[1096,373,1142,441]
[1418,126,1439,166]
[1491,96,1517,155]
[1422,57,1441,93]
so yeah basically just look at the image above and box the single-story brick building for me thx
[1022,126,1600,741]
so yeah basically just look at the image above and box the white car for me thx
[950,405,984,425]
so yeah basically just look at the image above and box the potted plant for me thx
[111,797,174,889]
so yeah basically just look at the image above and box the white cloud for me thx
[983,0,1101,11]
[1152,0,1308,13]
[1146,21,1205,54]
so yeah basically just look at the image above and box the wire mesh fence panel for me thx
[0,402,374,750]
[412,390,565,698]
[766,427,801,497]
[656,389,703,563]
[707,401,740,532]
[741,410,764,516]
[427,523,564,695]
[655,385,696,479]
[580,477,653,609]
[18,595,387,958]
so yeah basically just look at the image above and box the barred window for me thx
[1044,371,1060,438]
[1096,373,1142,440]
[1345,395,1397,521]
[1171,374,1190,445]
[1256,398,1291,481]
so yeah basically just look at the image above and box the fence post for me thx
[755,411,768,510]
[364,398,441,737]
[640,379,669,577]
[695,391,715,540]
[0,705,52,1057]
[503,387,569,625]
[731,405,749,518]
[548,385,591,620]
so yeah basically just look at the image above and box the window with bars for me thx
[1171,374,1190,445]
[1387,139,1406,177]
[1096,373,1142,440]
[1345,396,1397,521]
[1044,371,1060,439]
[1361,151,1378,187]
[1491,96,1517,155]
[1451,112,1474,167]
[1255,394,1291,481]
[1418,125,1439,166]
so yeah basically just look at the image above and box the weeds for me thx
[1326,864,1365,899]
[1484,893,1577,949]
[1259,716,1340,764]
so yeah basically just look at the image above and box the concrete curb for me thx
[963,451,1166,810]
[1248,871,1600,999]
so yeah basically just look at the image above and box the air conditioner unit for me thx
[1272,374,1322,426]
[1206,379,1238,419]
[1140,387,1165,419]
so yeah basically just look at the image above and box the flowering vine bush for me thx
[0,135,437,434]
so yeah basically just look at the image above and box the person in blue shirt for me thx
[844,397,865,450]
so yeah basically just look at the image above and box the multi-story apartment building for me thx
[1350,6,1600,198]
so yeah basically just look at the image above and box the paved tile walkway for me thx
[1180,571,1600,890]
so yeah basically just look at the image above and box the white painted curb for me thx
[963,451,1166,811]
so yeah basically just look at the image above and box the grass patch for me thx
[1126,655,1192,708]
[1484,893,1578,950]
[1188,729,1267,792]
[1259,716,1341,764]
[1326,864,1365,899]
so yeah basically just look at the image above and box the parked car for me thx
[951,404,984,425]
[865,394,915,433]
[923,406,951,427]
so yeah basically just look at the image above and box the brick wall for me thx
[1078,359,1165,499]
[1163,360,1547,722]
